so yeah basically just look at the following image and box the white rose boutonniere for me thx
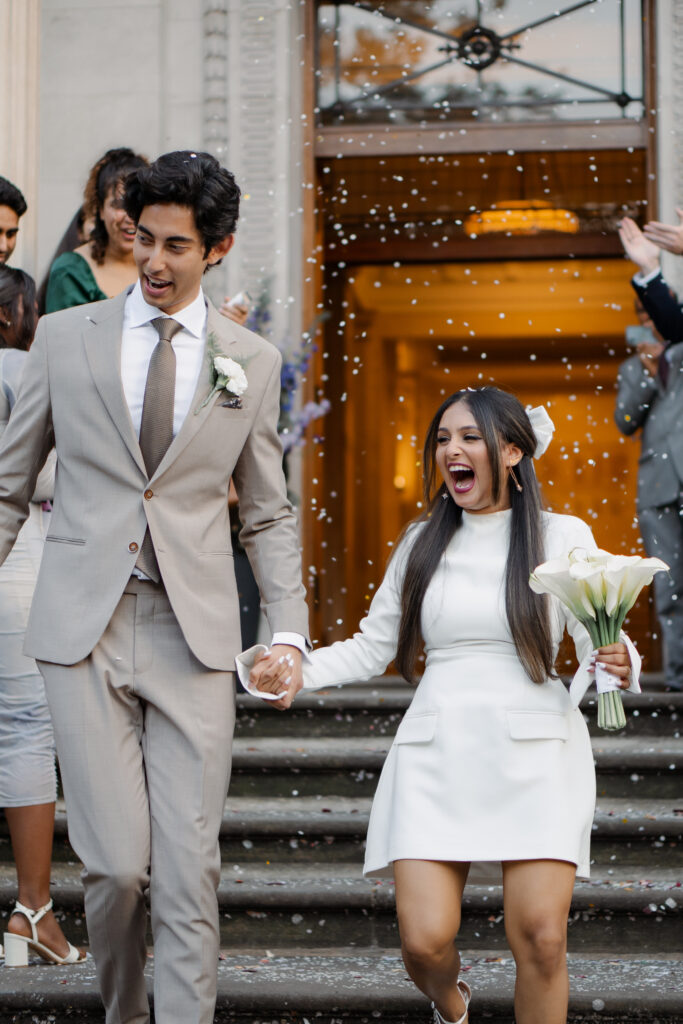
[196,333,250,413]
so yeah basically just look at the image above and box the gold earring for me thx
[509,465,523,492]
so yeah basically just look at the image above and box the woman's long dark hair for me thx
[394,388,555,686]
[0,266,38,350]
[84,147,148,264]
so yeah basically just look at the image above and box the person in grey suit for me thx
[614,306,683,690]
[0,151,309,1023]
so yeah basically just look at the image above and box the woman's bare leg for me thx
[502,859,576,1024]
[394,859,471,1021]
[5,802,79,957]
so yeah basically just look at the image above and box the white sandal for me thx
[432,979,472,1024]
[3,899,85,966]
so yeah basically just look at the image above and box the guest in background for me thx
[45,147,148,312]
[614,301,683,691]
[0,177,27,266]
[36,206,92,314]
[0,266,85,965]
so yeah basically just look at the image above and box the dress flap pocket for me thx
[507,710,569,741]
[394,711,437,745]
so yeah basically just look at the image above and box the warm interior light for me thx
[464,199,579,237]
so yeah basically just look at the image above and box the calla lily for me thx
[604,556,669,621]
[530,557,596,623]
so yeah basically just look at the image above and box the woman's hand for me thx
[590,642,631,689]
[249,645,303,710]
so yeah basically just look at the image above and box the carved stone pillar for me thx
[0,0,40,274]
[655,0,683,293]
[202,0,306,344]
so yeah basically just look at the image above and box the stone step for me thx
[225,735,683,798]
[2,798,680,870]
[1,859,680,953]
[0,950,681,1022]
[236,681,683,740]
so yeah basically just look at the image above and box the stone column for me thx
[202,0,307,345]
[655,0,683,294]
[0,0,40,274]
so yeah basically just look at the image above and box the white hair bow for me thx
[526,405,555,459]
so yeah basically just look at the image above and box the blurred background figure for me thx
[0,178,27,266]
[35,207,93,315]
[0,266,85,964]
[614,298,683,691]
[45,147,148,313]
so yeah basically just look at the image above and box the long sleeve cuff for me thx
[271,631,309,656]
[633,267,662,287]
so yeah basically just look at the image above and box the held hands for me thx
[618,217,661,276]
[249,644,304,710]
[588,642,631,689]
[643,209,683,256]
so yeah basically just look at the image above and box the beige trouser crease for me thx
[39,580,236,1024]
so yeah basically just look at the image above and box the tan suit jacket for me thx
[0,289,309,667]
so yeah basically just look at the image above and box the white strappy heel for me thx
[3,899,85,966]
[432,979,472,1024]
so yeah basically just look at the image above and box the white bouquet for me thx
[530,548,668,730]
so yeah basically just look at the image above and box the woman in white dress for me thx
[247,387,637,1024]
[0,266,84,965]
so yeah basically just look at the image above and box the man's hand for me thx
[249,644,303,710]
[636,339,665,379]
[643,208,683,255]
[618,217,661,276]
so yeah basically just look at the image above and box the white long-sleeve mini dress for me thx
[302,509,639,881]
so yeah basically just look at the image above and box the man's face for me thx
[0,205,20,264]
[133,203,233,315]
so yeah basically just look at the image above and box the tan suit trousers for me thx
[39,578,236,1024]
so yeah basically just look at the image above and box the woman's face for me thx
[435,401,521,515]
[100,184,136,254]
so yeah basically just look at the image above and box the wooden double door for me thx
[308,257,659,668]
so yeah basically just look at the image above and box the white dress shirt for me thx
[121,281,207,437]
[121,282,305,655]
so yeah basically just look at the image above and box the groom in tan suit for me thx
[0,151,309,1023]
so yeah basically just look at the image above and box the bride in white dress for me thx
[246,387,638,1024]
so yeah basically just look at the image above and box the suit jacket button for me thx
[144,489,154,500]
[129,542,139,553]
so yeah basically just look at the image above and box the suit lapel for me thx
[151,301,239,480]
[82,292,147,476]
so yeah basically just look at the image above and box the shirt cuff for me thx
[633,267,662,286]
[271,632,309,660]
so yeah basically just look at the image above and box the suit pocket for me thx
[394,711,437,745]
[45,535,85,546]
[507,709,568,741]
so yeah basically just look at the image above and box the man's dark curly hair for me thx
[123,151,241,260]
[0,177,27,218]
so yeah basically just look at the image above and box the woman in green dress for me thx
[45,147,148,313]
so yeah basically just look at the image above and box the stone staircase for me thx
[0,677,681,1023]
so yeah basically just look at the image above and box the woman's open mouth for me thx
[449,464,475,493]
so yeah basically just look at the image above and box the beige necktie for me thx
[135,316,182,581]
